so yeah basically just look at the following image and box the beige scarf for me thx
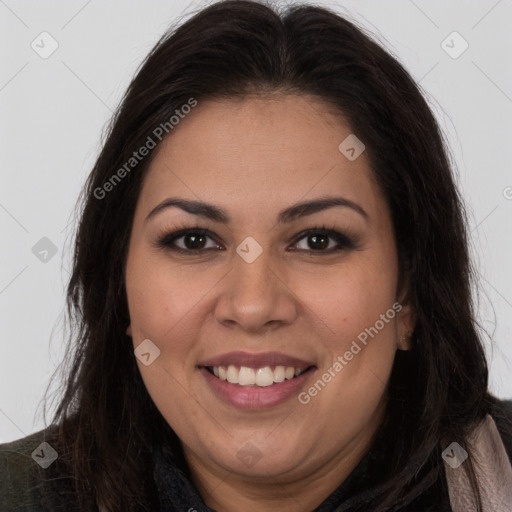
[444,414,512,511]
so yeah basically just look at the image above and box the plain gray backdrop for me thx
[1,0,511,443]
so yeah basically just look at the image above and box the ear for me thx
[396,302,416,351]
[126,324,133,337]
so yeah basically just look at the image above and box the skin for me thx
[125,94,416,512]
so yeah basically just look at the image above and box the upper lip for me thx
[198,351,315,369]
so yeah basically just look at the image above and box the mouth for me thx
[198,351,317,409]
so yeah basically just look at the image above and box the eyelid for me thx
[155,225,221,251]
[155,223,358,255]
[288,226,356,250]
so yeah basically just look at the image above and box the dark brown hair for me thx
[41,1,507,510]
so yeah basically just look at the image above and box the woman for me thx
[1,1,511,511]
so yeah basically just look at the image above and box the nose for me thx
[214,249,298,334]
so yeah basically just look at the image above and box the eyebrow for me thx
[145,195,369,225]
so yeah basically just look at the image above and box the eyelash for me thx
[155,223,357,256]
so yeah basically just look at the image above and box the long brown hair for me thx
[42,1,506,510]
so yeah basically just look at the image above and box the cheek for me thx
[294,251,399,412]
[300,275,398,437]
[294,257,398,347]
[125,249,219,341]
[125,252,205,433]
[136,357,205,448]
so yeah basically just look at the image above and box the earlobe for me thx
[397,302,416,350]
[126,324,132,337]
[397,331,414,350]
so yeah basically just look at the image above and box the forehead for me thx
[137,94,384,224]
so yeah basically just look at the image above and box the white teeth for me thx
[226,365,239,384]
[239,366,256,386]
[285,367,295,380]
[210,365,306,386]
[255,367,274,387]
[273,365,285,382]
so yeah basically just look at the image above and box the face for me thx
[125,94,415,488]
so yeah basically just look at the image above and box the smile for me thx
[198,351,316,409]
[207,365,307,387]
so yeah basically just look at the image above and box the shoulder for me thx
[0,427,55,511]
[0,425,81,511]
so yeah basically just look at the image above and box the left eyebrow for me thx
[144,195,369,225]
[277,196,369,224]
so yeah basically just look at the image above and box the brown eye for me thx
[292,228,355,253]
[156,226,355,255]
[305,233,330,250]
[157,228,223,254]
[181,233,208,250]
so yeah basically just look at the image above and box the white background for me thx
[1,0,511,443]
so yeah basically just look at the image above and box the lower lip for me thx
[200,367,315,409]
